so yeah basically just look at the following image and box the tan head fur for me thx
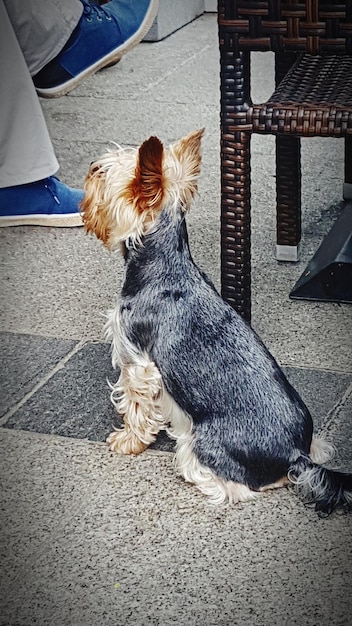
[80,128,204,249]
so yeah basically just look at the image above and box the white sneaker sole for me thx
[36,0,159,99]
[0,213,83,227]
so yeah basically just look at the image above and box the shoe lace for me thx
[81,0,112,22]
[45,178,60,205]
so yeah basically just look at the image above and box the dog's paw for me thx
[107,428,148,455]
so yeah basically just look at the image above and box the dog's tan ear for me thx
[130,136,164,213]
[81,167,113,245]
[171,128,204,205]
[173,128,204,163]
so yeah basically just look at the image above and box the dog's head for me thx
[81,128,204,250]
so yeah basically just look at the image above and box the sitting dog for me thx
[81,129,351,516]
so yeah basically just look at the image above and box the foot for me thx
[33,0,159,98]
[107,428,149,455]
[0,176,84,227]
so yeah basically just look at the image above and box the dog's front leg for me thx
[107,358,165,455]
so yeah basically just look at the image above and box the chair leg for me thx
[276,135,301,261]
[219,47,252,322]
[344,135,352,200]
[220,130,251,322]
[274,52,301,262]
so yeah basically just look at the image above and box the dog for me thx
[81,128,352,516]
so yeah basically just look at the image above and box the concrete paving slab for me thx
[283,367,352,434]
[2,341,116,442]
[2,341,173,451]
[0,226,119,341]
[0,429,351,626]
[0,332,77,418]
[2,335,351,449]
[323,383,352,468]
[43,97,218,156]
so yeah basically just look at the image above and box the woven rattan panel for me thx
[253,54,352,136]
[219,0,352,55]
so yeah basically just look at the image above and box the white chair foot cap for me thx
[276,244,299,262]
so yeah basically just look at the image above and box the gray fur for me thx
[120,207,312,490]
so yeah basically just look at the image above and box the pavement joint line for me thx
[0,338,88,427]
[0,425,105,446]
[139,43,212,92]
[0,426,175,457]
[279,362,352,375]
[319,380,352,438]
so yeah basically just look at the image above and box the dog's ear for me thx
[130,136,164,213]
[81,165,114,245]
[171,128,204,206]
[173,128,204,164]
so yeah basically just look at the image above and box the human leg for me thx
[32,0,159,98]
[0,2,84,226]
[0,1,159,226]
[4,0,83,76]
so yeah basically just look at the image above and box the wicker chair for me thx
[218,0,352,322]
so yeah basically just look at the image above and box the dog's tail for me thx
[288,455,352,516]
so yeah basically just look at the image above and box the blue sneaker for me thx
[0,177,84,227]
[33,0,159,98]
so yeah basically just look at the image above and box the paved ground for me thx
[1,13,352,626]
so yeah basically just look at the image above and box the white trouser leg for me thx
[0,1,81,187]
[0,3,56,187]
[4,0,83,76]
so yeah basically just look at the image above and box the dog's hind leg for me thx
[160,388,259,506]
[107,355,165,455]
[175,432,259,506]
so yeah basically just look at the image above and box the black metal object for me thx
[290,202,352,304]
